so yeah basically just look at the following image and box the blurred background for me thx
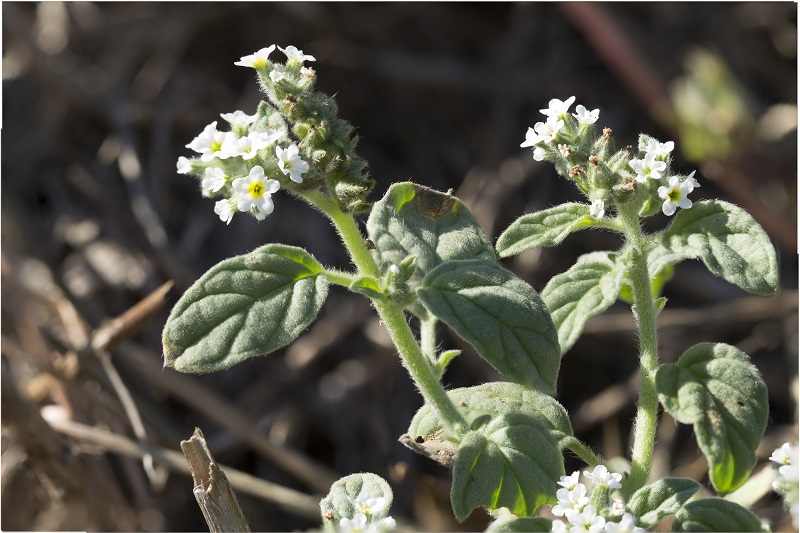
[2,2,797,531]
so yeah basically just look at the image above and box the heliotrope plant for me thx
[163,46,791,532]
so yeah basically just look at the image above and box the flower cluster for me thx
[176,45,320,223]
[770,442,799,528]
[336,494,396,532]
[549,466,645,533]
[520,97,699,220]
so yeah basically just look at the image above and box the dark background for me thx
[2,3,797,531]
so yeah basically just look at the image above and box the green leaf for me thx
[671,498,767,532]
[406,382,573,452]
[656,343,768,494]
[496,203,595,257]
[349,275,384,299]
[319,473,393,528]
[451,413,564,522]
[162,244,328,373]
[627,478,701,528]
[541,252,625,355]
[417,260,560,394]
[662,200,778,295]
[487,515,552,532]
[366,182,495,289]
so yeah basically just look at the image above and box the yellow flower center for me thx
[667,188,681,202]
[249,182,264,198]
[211,141,223,152]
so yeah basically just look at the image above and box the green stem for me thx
[323,269,359,288]
[618,205,660,496]
[419,316,439,363]
[564,437,603,467]
[313,194,468,436]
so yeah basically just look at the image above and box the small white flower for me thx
[780,461,800,483]
[540,96,576,118]
[269,69,285,83]
[186,122,234,162]
[222,131,272,160]
[376,516,396,531]
[658,175,694,216]
[388,264,401,275]
[279,45,316,62]
[339,513,368,532]
[220,110,257,134]
[684,170,701,191]
[214,198,236,225]
[573,104,600,125]
[564,504,605,532]
[584,465,623,489]
[300,66,316,78]
[611,499,626,516]
[550,519,568,533]
[176,156,192,174]
[589,199,605,219]
[604,513,646,533]
[629,152,667,183]
[202,167,228,196]
[520,127,542,148]
[552,484,589,516]
[771,443,795,465]
[275,143,310,183]
[533,116,565,144]
[533,147,547,161]
[558,471,582,490]
[234,45,275,69]
[640,137,675,158]
[232,165,280,220]
[347,494,387,516]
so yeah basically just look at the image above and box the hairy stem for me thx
[618,206,660,496]
[313,194,468,436]
[564,438,603,468]
[419,316,439,364]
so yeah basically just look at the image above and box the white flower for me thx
[573,105,600,125]
[176,156,192,174]
[347,494,387,516]
[300,66,316,78]
[339,513,368,532]
[552,484,589,516]
[222,131,273,160]
[269,69,285,83]
[275,143,310,183]
[533,147,547,161]
[604,513,646,533]
[611,499,626,516]
[234,45,275,69]
[589,199,605,219]
[558,471,582,490]
[640,137,675,158]
[375,516,396,531]
[220,110,256,134]
[202,167,227,196]
[533,116,565,144]
[564,505,605,532]
[232,165,280,220]
[684,170,701,190]
[279,45,316,63]
[520,127,542,148]
[540,96,576,118]
[584,465,623,489]
[186,122,234,162]
[550,519,568,533]
[214,199,235,225]
[771,443,795,465]
[629,152,667,183]
[658,175,694,216]
[780,461,800,483]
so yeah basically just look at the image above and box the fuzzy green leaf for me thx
[366,182,495,289]
[656,343,768,495]
[662,200,778,295]
[627,478,701,528]
[451,413,564,522]
[487,516,552,532]
[319,473,393,529]
[496,203,595,257]
[162,244,328,373]
[417,260,560,394]
[671,499,767,532]
[349,276,384,299]
[407,382,573,452]
[541,253,626,355]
